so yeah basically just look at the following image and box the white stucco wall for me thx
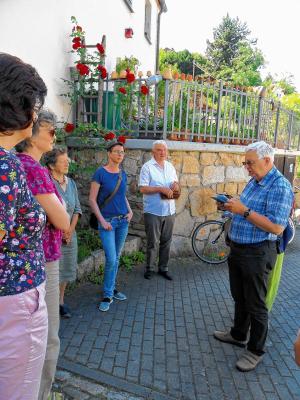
[0,0,159,120]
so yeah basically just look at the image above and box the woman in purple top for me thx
[16,109,70,400]
[0,53,48,400]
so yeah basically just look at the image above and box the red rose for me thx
[76,63,89,76]
[72,37,81,43]
[141,85,149,95]
[64,123,75,133]
[126,72,135,84]
[76,26,83,32]
[72,41,81,50]
[118,135,126,144]
[97,65,107,79]
[119,87,127,95]
[96,43,105,55]
[27,279,33,284]
[7,194,14,201]
[104,132,116,141]
[0,175,7,181]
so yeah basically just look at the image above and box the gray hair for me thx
[43,147,68,170]
[246,141,275,162]
[152,140,168,150]
[15,108,57,153]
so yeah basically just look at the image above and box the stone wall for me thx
[67,139,250,256]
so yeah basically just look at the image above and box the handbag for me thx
[89,170,123,230]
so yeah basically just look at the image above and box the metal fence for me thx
[74,76,300,149]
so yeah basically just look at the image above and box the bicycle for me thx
[192,211,232,264]
[192,205,296,265]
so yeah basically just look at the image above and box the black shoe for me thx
[60,304,71,318]
[158,270,173,280]
[144,271,154,280]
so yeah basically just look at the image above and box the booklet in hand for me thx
[211,194,229,203]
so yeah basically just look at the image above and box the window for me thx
[144,0,152,44]
[123,0,134,12]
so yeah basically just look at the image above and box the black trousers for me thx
[144,213,175,272]
[228,241,277,355]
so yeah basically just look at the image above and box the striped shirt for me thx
[229,166,293,244]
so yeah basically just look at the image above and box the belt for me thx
[108,215,127,221]
[229,240,270,248]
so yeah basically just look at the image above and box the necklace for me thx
[52,175,66,185]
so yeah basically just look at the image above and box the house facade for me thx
[0,0,166,119]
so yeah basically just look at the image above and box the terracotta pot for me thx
[221,138,230,144]
[163,69,173,80]
[180,73,186,80]
[110,71,118,79]
[232,138,241,145]
[168,133,178,141]
[119,70,127,79]
[173,71,179,80]
[193,137,204,143]
[187,74,193,82]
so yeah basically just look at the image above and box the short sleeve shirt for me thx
[92,167,128,218]
[139,158,178,216]
[0,148,46,296]
[17,153,63,262]
[229,166,294,243]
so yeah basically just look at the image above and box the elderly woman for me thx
[15,110,70,400]
[0,53,48,400]
[44,148,82,318]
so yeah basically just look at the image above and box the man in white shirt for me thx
[139,140,179,280]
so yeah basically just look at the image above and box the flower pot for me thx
[193,137,204,143]
[168,133,178,141]
[110,71,118,79]
[180,73,186,81]
[221,138,230,144]
[119,70,127,79]
[173,71,179,80]
[163,69,173,80]
[187,74,193,82]
[232,138,241,145]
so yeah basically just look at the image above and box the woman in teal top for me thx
[44,148,82,318]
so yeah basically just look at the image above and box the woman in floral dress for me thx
[0,53,48,400]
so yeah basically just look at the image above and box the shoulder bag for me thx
[89,170,123,230]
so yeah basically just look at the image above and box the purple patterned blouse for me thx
[17,153,63,262]
[0,148,46,296]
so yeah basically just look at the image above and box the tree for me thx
[205,14,265,86]
[159,48,207,76]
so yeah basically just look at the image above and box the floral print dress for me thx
[0,148,46,296]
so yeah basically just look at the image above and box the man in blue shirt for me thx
[139,140,179,280]
[214,141,293,372]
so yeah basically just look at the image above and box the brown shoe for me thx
[213,330,247,348]
[236,350,263,372]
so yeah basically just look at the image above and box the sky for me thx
[160,0,300,92]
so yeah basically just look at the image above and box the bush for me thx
[77,228,102,263]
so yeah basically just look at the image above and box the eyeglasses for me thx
[242,160,256,166]
[111,150,125,155]
[48,129,56,137]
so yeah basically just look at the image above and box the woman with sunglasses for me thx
[89,141,133,312]
[15,109,70,400]
[0,53,48,400]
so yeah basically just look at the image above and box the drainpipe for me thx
[155,0,167,73]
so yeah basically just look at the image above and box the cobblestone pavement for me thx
[58,231,300,400]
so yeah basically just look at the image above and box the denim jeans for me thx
[99,217,129,298]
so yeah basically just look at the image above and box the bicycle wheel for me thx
[192,220,230,264]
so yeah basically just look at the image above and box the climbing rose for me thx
[76,63,89,76]
[72,41,81,50]
[76,26,83,32]
[96,43,105,55]
[140,85,149,95]
[126,72,135,84]
[64,123,75,133]
[72,37,81,43]
[117,135,126,144]
[118,87,127,95]
[104,132,115,141]
[97,65,107,79]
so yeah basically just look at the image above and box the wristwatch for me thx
[243,208,251,219]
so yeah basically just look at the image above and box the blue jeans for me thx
[99,217,129,298]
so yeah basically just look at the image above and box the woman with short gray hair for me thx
[16,109,70,400]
